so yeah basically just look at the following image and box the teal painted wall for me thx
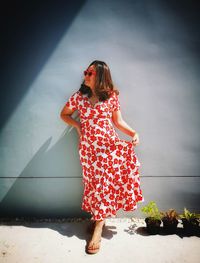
[1,0,200,218]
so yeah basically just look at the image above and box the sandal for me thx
[86,221,105,254]
[86,238,102,254]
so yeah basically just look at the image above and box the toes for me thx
[88,242,94,249]
[93,243,98,249]
[88,241,100,250]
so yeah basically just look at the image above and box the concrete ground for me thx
[0,217,200,263]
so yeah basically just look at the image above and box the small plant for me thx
[141,201,162,220]
[160,209,180,234]
[179,208,200,221]
[140,201,162,234]
[161,209,179,221]
[179,208,200,235]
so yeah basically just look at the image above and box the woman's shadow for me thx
[0,114,118,243]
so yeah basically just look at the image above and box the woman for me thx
[60,60,144,254]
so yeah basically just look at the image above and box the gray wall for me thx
[0,0,199,219]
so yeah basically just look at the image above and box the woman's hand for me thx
[132,132,139,146]
[76,124,82,138]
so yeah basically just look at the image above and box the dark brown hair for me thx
[79,60,119,101]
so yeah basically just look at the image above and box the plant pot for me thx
[145,217,161,235]
[181,218,200,235]
[162,218,178,234]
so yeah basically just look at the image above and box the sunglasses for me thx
[83,70,96,77]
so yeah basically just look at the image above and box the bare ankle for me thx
[95,220,105,226]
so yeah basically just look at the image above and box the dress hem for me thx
[81,197,145,221]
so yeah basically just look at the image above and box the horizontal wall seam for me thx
[0,176,200,178]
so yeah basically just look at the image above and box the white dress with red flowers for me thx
[65,90,144,220]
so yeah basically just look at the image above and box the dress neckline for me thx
[83,92,113,107]
[87,95,100,107]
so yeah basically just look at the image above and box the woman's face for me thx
[84,65,96,91]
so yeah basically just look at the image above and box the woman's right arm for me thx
[60,105,81,137]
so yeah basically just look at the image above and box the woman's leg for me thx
[87,219,105,249]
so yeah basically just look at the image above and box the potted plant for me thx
[179,208,200,235]
[140,201,162,234]
[160,209,179,234]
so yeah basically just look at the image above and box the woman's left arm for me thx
[111,110,139,146]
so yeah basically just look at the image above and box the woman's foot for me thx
[86,220,105,254]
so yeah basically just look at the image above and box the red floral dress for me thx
[65,90,144,220]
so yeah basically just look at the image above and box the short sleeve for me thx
[65,91,79,111]
[112,92,120,111]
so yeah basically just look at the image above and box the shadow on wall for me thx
[0,125,90,219]
[0,0,86,130]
